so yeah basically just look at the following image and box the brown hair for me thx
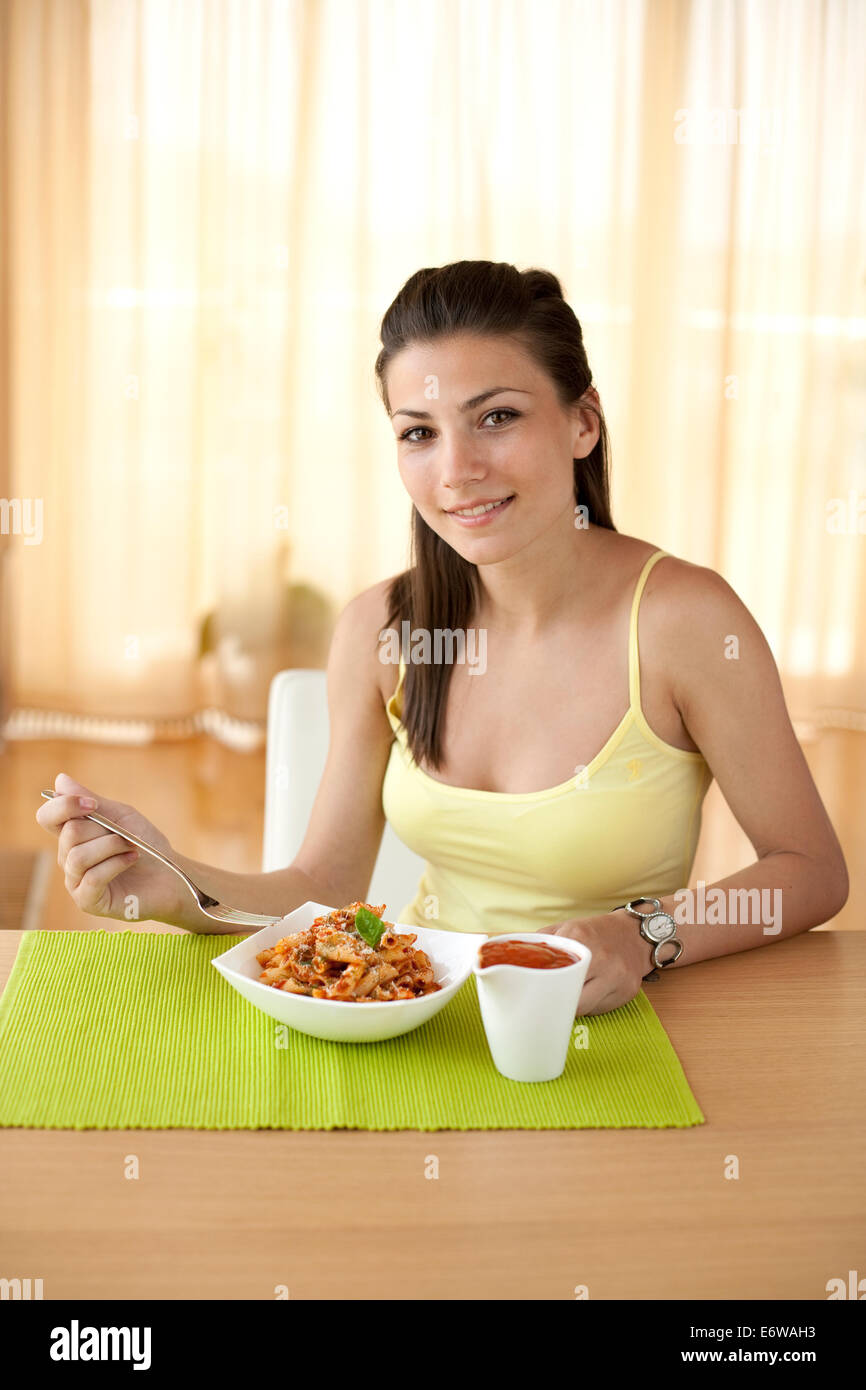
[374,260,616,771]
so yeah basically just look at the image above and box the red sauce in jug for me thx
[479,938,577,970]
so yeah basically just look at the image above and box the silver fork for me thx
[40,788,285,931]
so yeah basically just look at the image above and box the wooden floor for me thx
[0,727,862,934]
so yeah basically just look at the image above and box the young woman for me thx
[36,261,849,1015]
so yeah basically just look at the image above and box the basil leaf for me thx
[355,906,386,949]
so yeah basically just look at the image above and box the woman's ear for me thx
[572,388,601,458]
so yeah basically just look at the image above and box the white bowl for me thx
[211,900,488,1044]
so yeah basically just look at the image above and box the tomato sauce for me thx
[479,938,577,970]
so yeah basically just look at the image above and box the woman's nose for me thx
[438,438,486,491]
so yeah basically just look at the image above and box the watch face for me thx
[644,913,675,942]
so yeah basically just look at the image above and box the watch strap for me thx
[612,900,679,981]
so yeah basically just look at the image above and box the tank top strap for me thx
[384,650,407,736]
[391,650,407,705]
[628,549,670,710]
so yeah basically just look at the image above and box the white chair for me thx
[262,669,427,915]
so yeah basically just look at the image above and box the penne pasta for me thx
[256,901,441,1002]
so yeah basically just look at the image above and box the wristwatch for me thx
[612,897,683,982]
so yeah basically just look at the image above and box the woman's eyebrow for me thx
[390,387,533,420]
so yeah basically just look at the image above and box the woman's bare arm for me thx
[172,579,397,932]
[618,560,849,967]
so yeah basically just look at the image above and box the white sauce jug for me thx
[474,933,592,1082]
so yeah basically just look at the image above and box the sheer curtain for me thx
[1,0,863,750]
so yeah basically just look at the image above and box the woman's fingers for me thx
[65,846,139,914]
[575,978,597,1016]
[56,816,111,868]
[36,793,97,837]
[63,833,137,889]
[54,773,133,826]
[54,771,98,800]
[34,774,167,922]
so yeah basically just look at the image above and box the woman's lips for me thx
[445,495,515,528]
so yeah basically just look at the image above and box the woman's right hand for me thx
[35,771,186,926]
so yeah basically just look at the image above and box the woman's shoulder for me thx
[604,531,723,598]
[334,573,408,707]
[614,534,759,659]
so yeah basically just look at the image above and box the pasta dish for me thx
[256,901,441,1002]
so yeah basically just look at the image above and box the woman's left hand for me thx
[537,913,653,1016]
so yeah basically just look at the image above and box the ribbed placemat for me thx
[0,931,704,1130]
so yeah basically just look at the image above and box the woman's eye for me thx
[399,408,519,444]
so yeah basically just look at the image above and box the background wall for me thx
[0,0,863,753]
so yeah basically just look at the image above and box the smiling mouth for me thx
[445,495,515,519]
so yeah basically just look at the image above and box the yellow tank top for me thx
[381,549,714,935]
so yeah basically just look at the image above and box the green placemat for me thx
[0,931,704,1130]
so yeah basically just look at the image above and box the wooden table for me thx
[0,929,863,1300]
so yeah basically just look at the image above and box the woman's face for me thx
[387,333,599,565]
